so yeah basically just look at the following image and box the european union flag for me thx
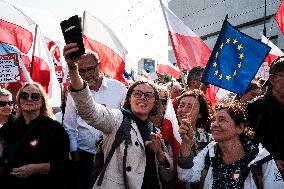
[201,20,271,95]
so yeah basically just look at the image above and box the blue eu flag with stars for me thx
[201,20,271,95]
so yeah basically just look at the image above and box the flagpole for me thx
[263,0,267,36]
[30,24,38,79]
[158,0,186,79]
[225,14,229,21]
[82,11,86,34]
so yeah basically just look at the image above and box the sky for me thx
[7,0,171,71]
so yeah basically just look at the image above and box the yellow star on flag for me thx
[220,43,224,49]
[219,74,222,80]
[226,75,231,81]
[233,70,237,76]
[239,53,244,59]
[233,39,238,44]
[238,62,242,68]
[213,62,217,67]
[237,44,243,50]
[216,52,219,58]
[226,38,230,44]
[215,70,219,75]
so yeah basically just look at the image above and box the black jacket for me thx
[246,89,284,161]
[0,115,70,189]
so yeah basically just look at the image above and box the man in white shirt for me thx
[63,52,127,189]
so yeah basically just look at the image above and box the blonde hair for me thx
[15,82,55,119]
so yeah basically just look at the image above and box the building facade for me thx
[168,0,283,65]
[138,58,156,74]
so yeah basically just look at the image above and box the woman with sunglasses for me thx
[178,101,284,189]
[63,43,173,189]
[0,88,14,128]
[0,88,14,179]
[0,83,70,189]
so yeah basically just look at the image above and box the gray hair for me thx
[0,88,12,97]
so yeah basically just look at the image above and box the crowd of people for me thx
[0,42,283,189]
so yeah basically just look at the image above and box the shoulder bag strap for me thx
[97,111,132,186]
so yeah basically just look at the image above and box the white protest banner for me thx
[0,53,20,83]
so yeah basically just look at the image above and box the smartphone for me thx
[60,15,85,59]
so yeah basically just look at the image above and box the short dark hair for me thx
[187,67,204,84]
[269,56,284,75]
[123,81,160,116]
[213,100,246,126]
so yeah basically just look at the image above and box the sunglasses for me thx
[20,92,41,101]
[0,101,14,107]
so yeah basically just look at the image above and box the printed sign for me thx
[55,65,64,83]
[0,53,20,83]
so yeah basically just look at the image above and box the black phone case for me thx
[60,15,85,59]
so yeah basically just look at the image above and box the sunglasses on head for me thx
[0,101,14,107]
[20,92,41,101]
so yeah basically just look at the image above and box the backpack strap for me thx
[251,165,263,189]
[249,155,272,189]
[97,110,132,187]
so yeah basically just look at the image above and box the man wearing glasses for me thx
[247,57,284,178]
[63,50,127,189]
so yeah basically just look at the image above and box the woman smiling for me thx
[178,101,284,189]
[63,43,174,189]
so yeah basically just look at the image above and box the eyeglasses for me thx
[132,90,155,101]
[78,64,99,75]
[20,92,41,101]
[0,101,14,107]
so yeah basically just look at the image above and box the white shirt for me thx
[63,75,127,154]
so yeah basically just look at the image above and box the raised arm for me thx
[63,43,121,134]
[63,43,84,91]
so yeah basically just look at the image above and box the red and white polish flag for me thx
[29,25,61,107]
[83,11,128,84]
[0,0,34,54]
[0,1,61,107]
[275,1,284,35]
[261,35,284,66]
[159,0,211,70]
[161,99,181,166]
[45,37,61,63]
[157,56,181,79]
